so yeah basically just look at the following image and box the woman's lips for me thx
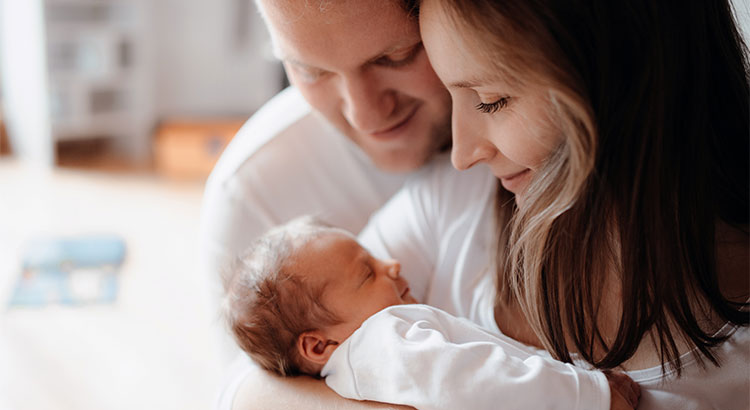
[499,169,528,180]
[499,168,531,193]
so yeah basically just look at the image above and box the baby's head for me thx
[223,216,416,377]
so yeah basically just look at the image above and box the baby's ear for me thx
[298,330,338,366]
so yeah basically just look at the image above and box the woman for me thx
[358,0,748,408]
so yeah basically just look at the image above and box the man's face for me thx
[258,0,452,172]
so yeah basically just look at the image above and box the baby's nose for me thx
[386,260,401,279]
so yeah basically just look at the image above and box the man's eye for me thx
[475,97,511,114]
[291,65,326,83]
[298,71,322,83]
[377,43,422,68]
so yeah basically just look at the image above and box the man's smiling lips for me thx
[368,106,419,141]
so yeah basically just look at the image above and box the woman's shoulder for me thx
[626,325,750,410]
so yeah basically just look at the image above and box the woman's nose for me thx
[450,109,495,170]
[451,138,496,170]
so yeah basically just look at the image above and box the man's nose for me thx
[450,110,495,170]
[340,73,397,132]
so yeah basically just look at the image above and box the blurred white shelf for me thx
[43,0,153,154]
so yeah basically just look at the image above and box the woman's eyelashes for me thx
[475,96,511,114]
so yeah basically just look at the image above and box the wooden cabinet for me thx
[153,119,244,180]
[0,110,9,155]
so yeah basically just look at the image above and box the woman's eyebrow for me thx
[447,77,484,88]
[449,80,478,88]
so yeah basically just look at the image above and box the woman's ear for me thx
[297,330,339,366]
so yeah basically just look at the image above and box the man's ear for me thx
[297,330,339,366]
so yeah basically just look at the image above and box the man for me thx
[200,0,450,408]
[201,0,450,283]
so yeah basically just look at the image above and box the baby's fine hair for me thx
[222,216,342,376]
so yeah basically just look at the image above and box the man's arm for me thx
[200,87,315,289]
[232,363,414,410]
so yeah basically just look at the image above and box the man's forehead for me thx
[259,0,399,23]
[259,0,418,69]
[258,0,378,24]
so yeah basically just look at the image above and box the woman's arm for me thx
[231,363,414,410]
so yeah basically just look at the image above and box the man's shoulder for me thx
[207,87,335,186]
[201,86,409,236]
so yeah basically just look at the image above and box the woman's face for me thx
[420,0,563,201]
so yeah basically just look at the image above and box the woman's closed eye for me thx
[476,96,511,114]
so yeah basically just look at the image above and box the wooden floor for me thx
[0,159,224,410]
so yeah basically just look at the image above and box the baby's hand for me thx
[605,370,641,410]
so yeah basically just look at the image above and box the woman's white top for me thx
[358,154,750,410]
[626,323,750,410]
[322,304,610,410]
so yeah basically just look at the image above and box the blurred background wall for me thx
[153,0,282,118]
[0,0,283,174]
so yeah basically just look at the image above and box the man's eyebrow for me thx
[282,41,421,74]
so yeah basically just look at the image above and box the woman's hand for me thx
[605,370,641,410]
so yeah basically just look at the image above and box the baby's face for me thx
[293,231,418,342]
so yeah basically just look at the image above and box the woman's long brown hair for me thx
[432,0,749,373]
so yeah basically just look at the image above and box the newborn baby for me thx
[222,216,640,410]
